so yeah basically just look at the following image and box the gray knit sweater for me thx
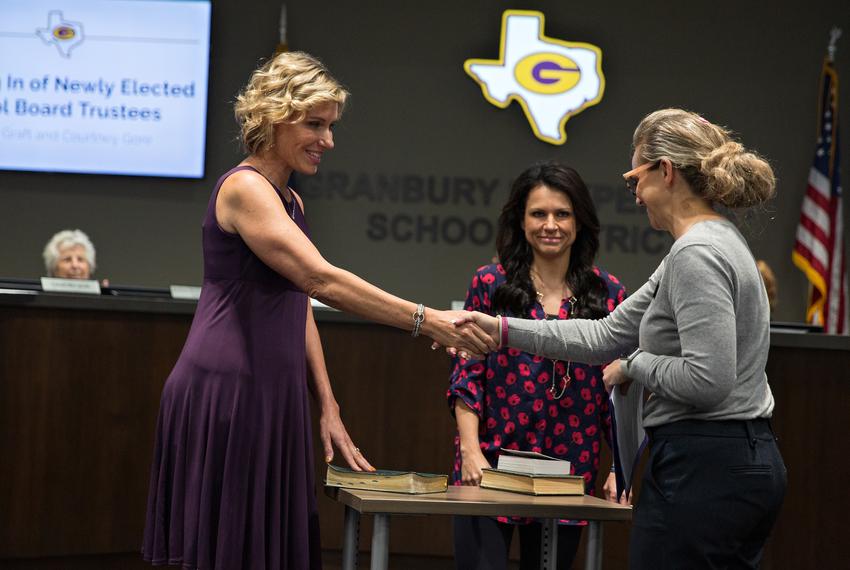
[506,219,775,428]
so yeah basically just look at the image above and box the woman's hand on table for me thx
[459,448,492,486]
[320,403,374,472]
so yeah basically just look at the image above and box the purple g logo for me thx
[52,25,76,40]
[514,53,581,94]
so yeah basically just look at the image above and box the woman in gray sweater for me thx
[457,108,786,569]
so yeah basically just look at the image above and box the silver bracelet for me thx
[411,303,425,337]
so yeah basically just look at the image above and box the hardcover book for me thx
[496,448,571,476]
[324,464,448,495]
[480,468,584,496]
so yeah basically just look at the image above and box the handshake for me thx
[425,310,501,360]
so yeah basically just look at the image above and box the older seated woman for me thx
[42,229,96,280]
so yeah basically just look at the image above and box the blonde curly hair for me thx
[234,51,348,154]
[632,108,776,209]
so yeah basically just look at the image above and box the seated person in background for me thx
[43,229,96,280]
[756,259,778,316]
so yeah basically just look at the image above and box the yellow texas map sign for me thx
[464,10,605,145]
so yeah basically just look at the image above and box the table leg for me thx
[370,513,390,570]
[540,518,558,570]
[584,521,603,570]
[342,506,360,570]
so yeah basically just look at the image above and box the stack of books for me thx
[480,449,584,496]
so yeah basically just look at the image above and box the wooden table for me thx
[325,486,631,570]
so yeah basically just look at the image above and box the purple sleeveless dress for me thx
[143,166,321,569]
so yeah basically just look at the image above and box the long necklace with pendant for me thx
[548,295,576,399]
[532,268,575,399]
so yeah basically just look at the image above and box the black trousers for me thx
[630,419,786,569]
[453,515,582,570]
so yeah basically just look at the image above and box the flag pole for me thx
[827,27,842,62]
[825,29,841,181]
[274,3,288,55]
[795,27,847,330]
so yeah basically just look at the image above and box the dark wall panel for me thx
[2,300,847,569]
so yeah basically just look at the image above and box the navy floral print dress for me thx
[447,263,626,524]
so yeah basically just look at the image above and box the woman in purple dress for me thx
[142,51,494,570]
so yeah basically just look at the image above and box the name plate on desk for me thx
[41,277,101,295]
[169,285,202,300]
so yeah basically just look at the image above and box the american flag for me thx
[792,56,848,334]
